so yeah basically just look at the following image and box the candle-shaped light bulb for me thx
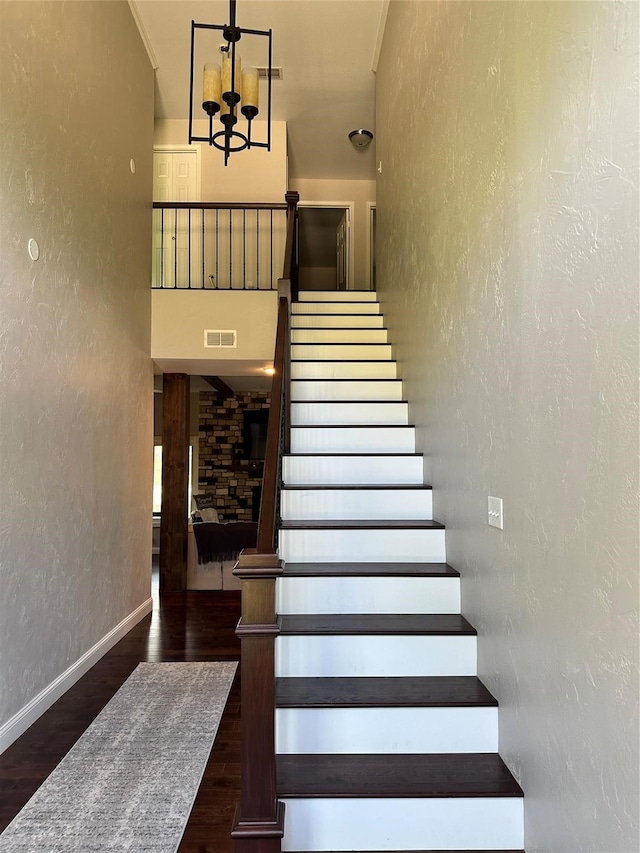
[241,67,259,112]
[202,63,221,114]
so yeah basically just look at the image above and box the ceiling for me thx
[153,360,275,393]
[131,0,386,181]
[154,374,273,394]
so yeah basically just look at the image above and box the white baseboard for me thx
[0,597,153,754]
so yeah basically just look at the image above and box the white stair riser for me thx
[283,455,424,485]
[291,380,403,401]
[291,328,388,344]
[278,528,446,563]
[277,576,458,614]
[292,302,379,314]
[291,402,408,426]
[276,706,498,754]
[281,487,429,519]
[292,344,392,360]
[298,291,378,301]
[291,361,397,380]
[291,314,384,328]
[280,797,524,852]
[276,635,476,678]
[290,427,415,455]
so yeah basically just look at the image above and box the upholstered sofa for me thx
[186,521,257,590]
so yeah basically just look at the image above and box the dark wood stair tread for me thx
[284,452,422,457]
[280,519,444,530]
[282,561,456,577]
[290,426,414,432]
[278,613,476,636]
[291,399,408,403]
[282,484,432,490]
[276,676,496,708]
[292,327,389,331]
[292,342,390,346]
[277,753,523,798]
[291,377,398,381]
[285,850,524,853]
[291,359,397,363]
[290,425,414,429]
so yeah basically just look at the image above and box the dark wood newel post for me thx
[159,372,190,593]
[231,554,285,851]
[231,296,290,852]
[284,191,299,302]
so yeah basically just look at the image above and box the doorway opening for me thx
[368,203,376,291]
[297,203,353,291]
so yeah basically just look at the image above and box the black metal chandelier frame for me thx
[188,0,272,165]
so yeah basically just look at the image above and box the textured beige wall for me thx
[0,2,154,732]
[376,3,638,851]
[152,290,278,363]
[291,178,377,289]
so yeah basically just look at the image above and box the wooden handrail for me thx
[256,296,289,553]
[152,201,287,210]
[231,189,298,852]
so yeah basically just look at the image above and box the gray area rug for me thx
[0,661,238,852]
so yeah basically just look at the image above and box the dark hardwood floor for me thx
[0,566,242,853]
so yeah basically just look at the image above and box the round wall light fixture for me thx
[349,129,373,149]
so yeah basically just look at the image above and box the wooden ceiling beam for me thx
[202,375,234,398]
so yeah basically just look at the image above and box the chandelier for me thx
[188,0,273,165]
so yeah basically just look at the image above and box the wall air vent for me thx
[256,66,283,80]
[204,330,237,348]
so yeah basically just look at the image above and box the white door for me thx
[153,150,200,288]
[336,210,350,290]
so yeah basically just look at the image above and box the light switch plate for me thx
[488,496,504,530]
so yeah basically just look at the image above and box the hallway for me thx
[0,570,241,853]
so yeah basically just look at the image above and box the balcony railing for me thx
[152,201,289,290]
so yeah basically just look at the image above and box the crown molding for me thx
[128,0,160,70]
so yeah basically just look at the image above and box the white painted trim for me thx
[276,706,497,754]
[0,597,153,754]
[128,1,159,70]
[297,201,356,292]
[281,796,523,851]
[372,0,391,73]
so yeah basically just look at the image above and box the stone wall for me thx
[198,391,271,520]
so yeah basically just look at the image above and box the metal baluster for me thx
[201,209,205,288]
[229,208,233,289]
[160,208,164,288]
[215,209,219,288]
[173,207,177,288]
[243,209,246,289]
[270,209,273,289]
[256,209,260,290]
[188,208,192,289]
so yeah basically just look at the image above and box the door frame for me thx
[366,201,376,291]
[297,201,355,290]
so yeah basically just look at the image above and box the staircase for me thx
[274,291,525,853]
